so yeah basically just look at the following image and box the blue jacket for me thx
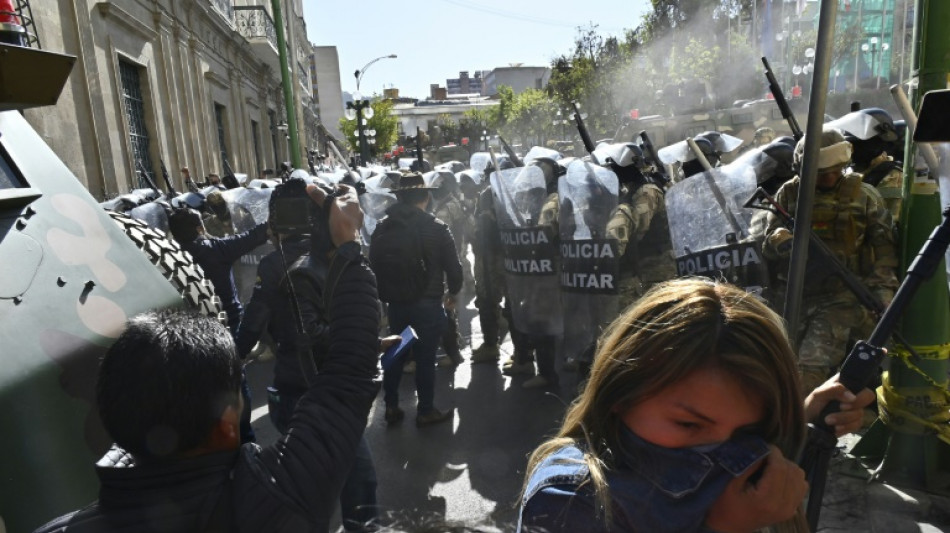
[519,429,770,533]
[182,223,269,333]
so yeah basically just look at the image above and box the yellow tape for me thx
[877,372,950,445]
[894,343,950,362]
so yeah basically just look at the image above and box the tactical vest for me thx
[787,173,868,287]
[618,184,673,280]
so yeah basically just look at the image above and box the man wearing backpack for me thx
[371,172,463,427]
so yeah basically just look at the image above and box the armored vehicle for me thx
[0,41,214,531]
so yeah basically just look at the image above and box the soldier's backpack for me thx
[370,215,429,303]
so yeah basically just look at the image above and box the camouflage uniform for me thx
[606,183,677,310]
[202,213,236,237]
[432,193,468,362]
[764,173,899,393]
[861,153,904,221]
[472,188,509,356]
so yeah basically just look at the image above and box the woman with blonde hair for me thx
[519,278,873,533]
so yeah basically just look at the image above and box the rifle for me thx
[159,159,178,196]
[638,130,669,184]
[762,57,803,141]
[496,134,524,167]
[797,206,950,530]
[222,158,239,188]
[745,187,917,354]
[571,102,600,163]
[134,159,160,194]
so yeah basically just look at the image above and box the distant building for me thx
[482,65,551,96]
[430,84,448,101]
[445,70,490,95]
[391,96,499,138]
[310,45,345,151]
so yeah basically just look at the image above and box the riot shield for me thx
[665,158,770,296]
[491,166,562,336]
[523,146,562,166]
[222,187,274,302]
[129,201,170,233]
[359,177,396,240]
[559,160,620,361]
[470,152,490,179]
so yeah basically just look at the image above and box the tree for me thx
[338,98,399,160]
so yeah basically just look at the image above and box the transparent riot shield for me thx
[559,160,619,361]
[491,166,563,336]
[665,158,770,296]
[129,201,170,233]
[222,187,274,302]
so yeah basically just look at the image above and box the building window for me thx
[251,120,262,178]
[214,103,230,174]
[119,60,155,189]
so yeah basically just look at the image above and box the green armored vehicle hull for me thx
[0,44,185,532]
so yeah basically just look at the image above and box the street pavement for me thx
[244,286,950,532]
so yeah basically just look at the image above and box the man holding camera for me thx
[236,178,379,531]
[35,184,382,532]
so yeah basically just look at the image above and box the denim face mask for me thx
[607,426,770,532]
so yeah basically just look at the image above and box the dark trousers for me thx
[269,389,379,531]
[384,299,447,415]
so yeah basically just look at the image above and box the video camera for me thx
[268,177,338,251]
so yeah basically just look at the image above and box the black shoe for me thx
[384,406,404,425]
[416,408,454,427]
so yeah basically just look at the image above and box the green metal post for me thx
[851,0,950,492]
[270,0,301,168]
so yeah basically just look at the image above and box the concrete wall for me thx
[483,66,551,96]
[23,0,317,199]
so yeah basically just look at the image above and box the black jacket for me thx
[235,236,330,395]
[378,202,463,300]
[34,242,380,533]
[181,223,269,332]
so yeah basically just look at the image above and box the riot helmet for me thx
[530,156,566,192]
[753,127,776,147]
[681,137,717,178]
[758,141,795,194]
[205,191,231,222]
[794,128,853,190]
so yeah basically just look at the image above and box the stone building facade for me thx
[23,0,315,200]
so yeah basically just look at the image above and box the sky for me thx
[303,0,653,100]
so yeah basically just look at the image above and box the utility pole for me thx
[271,0,301,168]
[850,0,950,491]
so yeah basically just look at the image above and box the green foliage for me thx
[338,98,399,159]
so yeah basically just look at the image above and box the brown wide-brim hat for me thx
[392,171,438,193]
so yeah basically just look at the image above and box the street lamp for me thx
[354,54,397,92]
[346,91,375,166]
[860,37,890,89]
[553,110,571,141]
[480,129,489,151]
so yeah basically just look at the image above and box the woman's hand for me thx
[804,373,876,436]
[704,445,808,533]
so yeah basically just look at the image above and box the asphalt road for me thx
[244,287,577,532]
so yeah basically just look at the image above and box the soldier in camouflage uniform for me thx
[470,168,511,364]
[838,108,904,221]
[502,158,562,389]
[764,128,899,395]
[201,190,237,237]
[430,173,467,366]
[605,149,676,311]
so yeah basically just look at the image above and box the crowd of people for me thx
[35,106,905,532]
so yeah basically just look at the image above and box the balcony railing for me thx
[210,0,234,22]
[234,6,277,50]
